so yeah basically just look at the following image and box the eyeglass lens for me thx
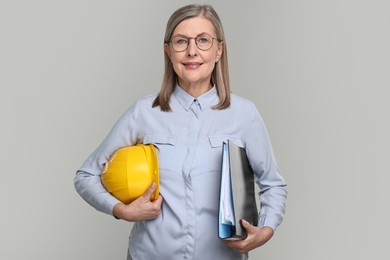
[171,33,214,51]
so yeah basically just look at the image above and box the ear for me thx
[216,41,223,60]
[164,43,171,58]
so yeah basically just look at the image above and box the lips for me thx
[183,62,203,70]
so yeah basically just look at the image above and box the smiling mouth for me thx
[183,62,203,69]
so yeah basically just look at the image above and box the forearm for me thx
[258,184,288,230]
[74,170,119,216]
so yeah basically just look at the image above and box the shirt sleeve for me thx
[241,102,287,231]
[74,100,141,216]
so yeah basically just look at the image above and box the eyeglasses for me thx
[168,33,221,52]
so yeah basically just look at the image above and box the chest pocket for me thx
[143,134,177,171]
[206,136,244,172]
[208,136,244,148]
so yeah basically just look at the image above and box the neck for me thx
[178,80,212,98]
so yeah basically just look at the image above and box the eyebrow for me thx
[172,32,212,38]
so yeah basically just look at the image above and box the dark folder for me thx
[218,140,259,240]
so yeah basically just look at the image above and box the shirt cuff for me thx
[101,195,121,217]
[258,214,283,231]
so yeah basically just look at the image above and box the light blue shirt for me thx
[74,85,287,260]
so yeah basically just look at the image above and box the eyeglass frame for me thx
[166,33,222,52]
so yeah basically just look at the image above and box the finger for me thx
[241,219,250,227]
[152,195,163,214]
[223,239,247,254]
[155,194,163,204]
[141,182,157,200]
[150,195,163,208]
[241,219,254,232]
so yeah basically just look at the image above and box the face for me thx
[165,16,223,94]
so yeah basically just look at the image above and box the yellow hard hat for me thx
[101,144,159,204]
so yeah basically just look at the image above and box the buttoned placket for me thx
[190,99,201,118]
[182,98,202,259]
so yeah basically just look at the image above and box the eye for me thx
[197,36,210,44]
[174,37,188,45]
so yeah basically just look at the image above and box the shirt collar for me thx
[173,84,219,111]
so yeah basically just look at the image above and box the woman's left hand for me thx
[224,219,274,254]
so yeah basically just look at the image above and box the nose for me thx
[186,38,198,57]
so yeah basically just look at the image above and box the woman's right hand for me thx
[112,182,163,222]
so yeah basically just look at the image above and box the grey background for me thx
[1,0,389,259]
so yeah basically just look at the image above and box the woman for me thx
[74,4,287,260]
